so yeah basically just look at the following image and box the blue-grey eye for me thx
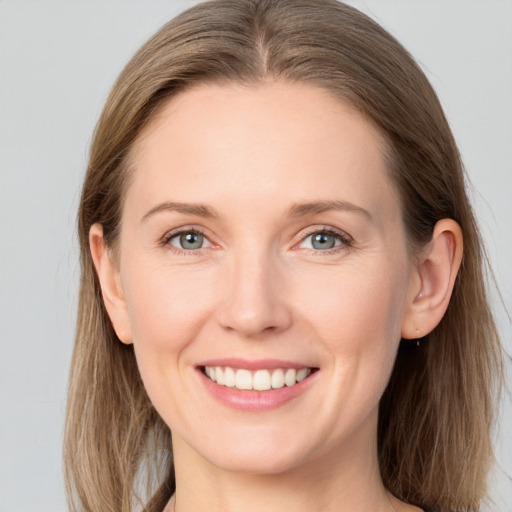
[312,232,336,250]
[301,230,343,251]
[170,231,208,250]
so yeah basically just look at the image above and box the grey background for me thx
[0,1,510,510]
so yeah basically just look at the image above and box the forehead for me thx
[126,81,400,224]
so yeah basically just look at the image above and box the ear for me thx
[401,219,463,339]
[89,223,133,344]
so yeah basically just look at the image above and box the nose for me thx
[216,249,293,338]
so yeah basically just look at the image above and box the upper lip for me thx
[197,358,317,371]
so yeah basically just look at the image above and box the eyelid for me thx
[294,226,353,252]
[159,224,352,255]
[169,230,212,248]
[160,226,215,253]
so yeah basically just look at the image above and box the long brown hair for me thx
[64,1,503,511]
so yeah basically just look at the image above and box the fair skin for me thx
[90,82,462,512]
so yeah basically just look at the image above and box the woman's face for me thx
[110,82,419,474]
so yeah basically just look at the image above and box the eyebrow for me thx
[287,200,372,220]
[141,201,218,222]
[140,199,371,223]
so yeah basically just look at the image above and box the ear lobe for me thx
[401,219,463,340]
[89,223,133,345]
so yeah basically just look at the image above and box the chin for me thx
[206,445,308,475]
[175,424,317,476]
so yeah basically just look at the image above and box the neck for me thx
[169,421,403,512]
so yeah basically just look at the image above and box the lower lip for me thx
[197,368,317,412]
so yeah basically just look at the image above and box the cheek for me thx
[296,261,409,431]
[122,262,220,421]
[122,259,218,353]
[298,260,408,354]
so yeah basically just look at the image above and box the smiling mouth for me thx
[202,366,318,391]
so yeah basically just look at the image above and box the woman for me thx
[64,1,503,511]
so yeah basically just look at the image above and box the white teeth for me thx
[204,366,313,390]
[271,368,285,389]
[284,369,296,387]
[253,370,272,391]
[235,369,253,390]
[296,368,309,382]
[206,366,216,382]
[223,367,236,387]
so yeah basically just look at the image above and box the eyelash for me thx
[160,228,210,256]
[297,227,353,255]
[160,226,353,256]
